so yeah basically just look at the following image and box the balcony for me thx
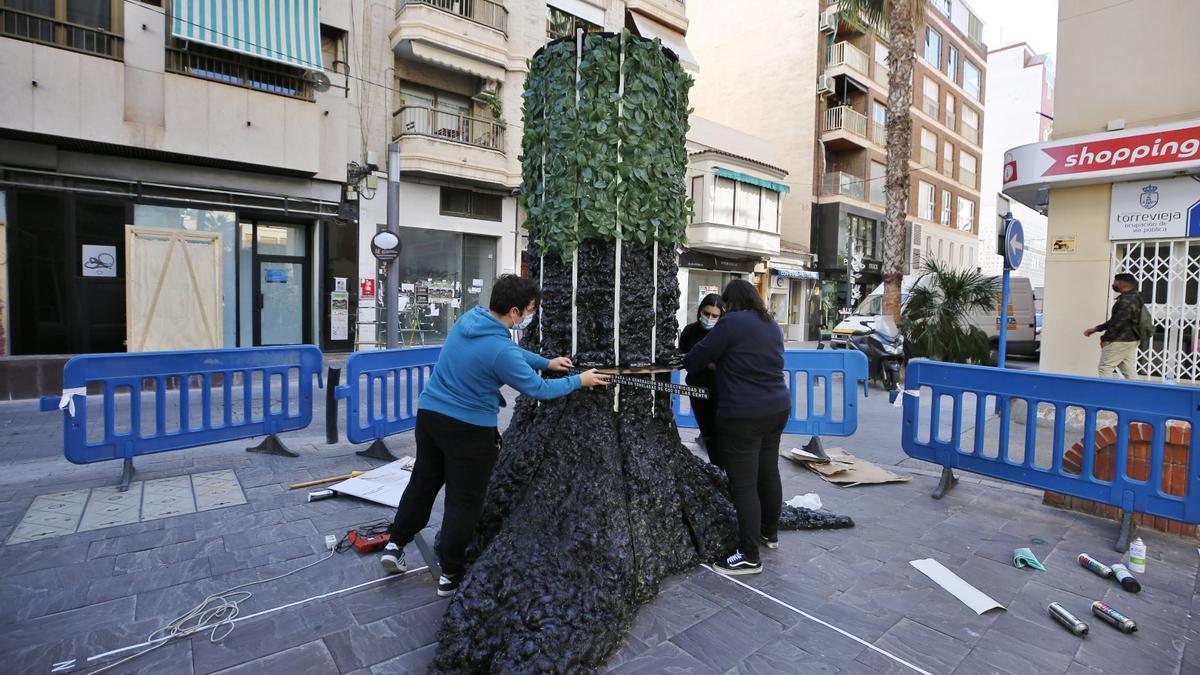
[821,172,865,200]
[826,41,871,85]
[821,106,869,150]
[392,105,508,186]
[1,6,123,60]
[685,222,779,259]
[167,46,313,101]
[391,0,508,82]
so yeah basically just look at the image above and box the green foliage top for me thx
[902,260,999,364]
[520,31,693,260]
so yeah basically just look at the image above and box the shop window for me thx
[440,187,503,222]
[848,214,877,259]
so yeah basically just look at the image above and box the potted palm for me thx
[903,259,998,364]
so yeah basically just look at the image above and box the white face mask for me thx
[514,311,534,330]
[700,317,718,330]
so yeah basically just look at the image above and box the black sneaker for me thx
[714,551,762,576]
[437,573,463,597]
[379,543,406,575]
[759,533,779,550]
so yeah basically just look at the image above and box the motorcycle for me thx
[846,317,905,392]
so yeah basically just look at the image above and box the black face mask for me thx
[1112,285,1122,293]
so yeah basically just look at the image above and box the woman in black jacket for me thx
[677,294,724,463]
[684,279,790,576]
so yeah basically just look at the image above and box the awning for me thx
[407,41,505,82]
[171,0,323,71]
[773,267,820,280]
[629,12,699,72]
[716,167,791,194]
[548,0,605,27]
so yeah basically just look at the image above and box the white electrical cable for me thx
[612,32,625,413]
[571,28,583,358]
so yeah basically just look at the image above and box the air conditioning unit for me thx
[819,11,837,33]
[816,74,835,96]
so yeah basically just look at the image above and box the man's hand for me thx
[578,369,611,387]
[1083,327,1096,337]
[547,356,573,372]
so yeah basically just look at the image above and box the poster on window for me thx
[698,285,719,302]
[81,244,117,278]
[330,291,349,341]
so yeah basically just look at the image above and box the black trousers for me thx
[691,396,720,464]
[388,410,500,576]
[716,409,788,563]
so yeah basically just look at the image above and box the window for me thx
[945,93,957,131]
[940,189,952,226]
[871,100,887,145]
[946,45,959,81]
[957,196,975,231]
[920,128,937,167]
[959,152,977,189]
[873,42,889,85]
[918,181,935,220]
[2,0,123,58]
[937,239,944,262]
[547,5,600,41]
[942,141,954,177]
[167,39,312,100]
[922,77,939,118]
[949,242,955,266]
[690,176,703,223]
[963,60,982,100]
[713,177,735,225]
[762,190,780,232]
[924,27,942,67]
[925,236,932,259]
[869,161,886,206]
[735,182,761,230]
[962,106,979,144]
[849,215,877,259]
[321,25,347,75]
[440,187,503,221]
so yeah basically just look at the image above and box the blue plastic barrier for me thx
[333,346,442,458]
[39,346,324,489]
[673,349,869,438]
[901,359,1200,550]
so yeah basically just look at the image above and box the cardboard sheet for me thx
[781,446,912,487]
[910,558,1005,615]
[331,457,415,507]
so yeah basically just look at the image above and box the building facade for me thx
[1005,0,1200,379]
[978,42,1051,288]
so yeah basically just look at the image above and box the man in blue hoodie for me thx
[380,274,609,595]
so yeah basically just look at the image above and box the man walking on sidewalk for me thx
[1083,273,1144,379]
[379,274,609,596]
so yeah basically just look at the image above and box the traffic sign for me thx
[1004,218,1025,270]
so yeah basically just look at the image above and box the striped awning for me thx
[171,0,323,71]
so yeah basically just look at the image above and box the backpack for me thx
[1134,302,1154,350]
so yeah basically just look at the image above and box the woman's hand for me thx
[578,369,611,387]
[548,356,573,372]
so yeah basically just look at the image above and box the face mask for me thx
[700,317,718,330]
[514,311,534,330]
[1112,285,1121,293]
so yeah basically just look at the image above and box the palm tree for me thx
[837,0,920,323]
[903,259,997,363]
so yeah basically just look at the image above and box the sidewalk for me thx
[0,388,1196,674]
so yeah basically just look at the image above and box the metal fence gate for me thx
[1112,239,1200,380]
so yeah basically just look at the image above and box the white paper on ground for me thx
[910,558,1005,615]
[331,458,415,508]
[786,493,822,510]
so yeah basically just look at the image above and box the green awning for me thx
[172,0,323,71]
[715,167,790,194]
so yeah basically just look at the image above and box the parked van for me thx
[831,275,1038,356]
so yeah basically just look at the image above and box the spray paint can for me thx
[307,489,336,502]
[1047,603,1088,637]
[1091,601,1137,633]
[1077,553,1114,578]
[1110,563,1142,593]
[1127,537,1147,574]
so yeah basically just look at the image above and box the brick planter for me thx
[1043,420,1197,537]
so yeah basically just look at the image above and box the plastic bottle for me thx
[1127,537,1146,574]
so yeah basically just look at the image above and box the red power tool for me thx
[346,530,390,553]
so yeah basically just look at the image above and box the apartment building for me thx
[0,0,360,362]
[353,0,695,347]
[978,42,1051,288]
[1004,0,1200,379]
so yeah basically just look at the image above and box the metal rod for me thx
[386,143,401,349]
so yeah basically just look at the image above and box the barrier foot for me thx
[931,467,957,500]
[412,529,442,582]
[802,437,830,464]
[117,458,134,492]
[246,434,300,458]
[1114,511,1136,553]
[357,438,399,462]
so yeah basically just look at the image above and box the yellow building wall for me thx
[1040,184,1113,377]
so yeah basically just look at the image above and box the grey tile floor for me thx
[0,384,1196,674]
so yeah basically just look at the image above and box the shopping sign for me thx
[1109,174,1200,240]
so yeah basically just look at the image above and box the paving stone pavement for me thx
[0,386,1196,674]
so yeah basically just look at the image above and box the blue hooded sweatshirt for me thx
[419,306,582,427]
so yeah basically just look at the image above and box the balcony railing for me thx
[1,7,123,60]
[399,0,508,33]
[922,96,939,119]
[166,46,312,101]
[962,124,979,144]
[827,41,870,79]
[870,123,886,147]
[822,172,865,200]
[823,106,868,139]
[392,105,505,151]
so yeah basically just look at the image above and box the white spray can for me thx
[1127,537,1146,574]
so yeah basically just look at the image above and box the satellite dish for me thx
[308,70,332,93]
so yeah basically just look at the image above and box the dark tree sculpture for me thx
[430,32,853,673]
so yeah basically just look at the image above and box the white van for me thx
[831,275,1038,356]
